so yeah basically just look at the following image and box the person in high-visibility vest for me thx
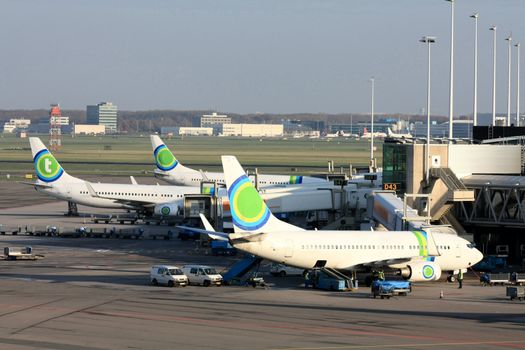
[458,270,464,289]
[378,270,385,281]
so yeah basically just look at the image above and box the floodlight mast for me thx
[506,35,513,126]
[470,13,479,126]
[420,36,436,184]
[445,0,455,139]
[490,26,497,126]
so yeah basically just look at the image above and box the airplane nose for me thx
[473,249,484,265]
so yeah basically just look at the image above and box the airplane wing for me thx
[19,181,53,189]
[176,225,229,241]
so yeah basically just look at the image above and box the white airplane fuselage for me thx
[232,230,482,272]
[155,168,326,188]
[36,181,201,209]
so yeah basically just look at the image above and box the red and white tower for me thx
[49,103,62,151]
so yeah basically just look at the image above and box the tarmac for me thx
[0,200,524,349]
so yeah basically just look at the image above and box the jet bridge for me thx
[367,191,459,237]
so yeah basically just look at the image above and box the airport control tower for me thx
[49,104,62,151]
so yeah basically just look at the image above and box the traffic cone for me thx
[440,290,444,299]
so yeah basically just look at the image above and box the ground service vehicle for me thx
[150,265,188,287]
[182,265,223,286]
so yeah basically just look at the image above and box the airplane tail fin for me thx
[150,135,192,174]
[387,128,393,136]
[221,155,303,234]
[29,137,81,184]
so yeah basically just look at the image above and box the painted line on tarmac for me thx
[270,340,525,350]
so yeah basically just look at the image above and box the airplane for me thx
[27,137,335,217]
[387,127,413,139]
[325,130,359,138]
[361,128,387,139]
[182,155,483,282]
[150,135,328,187]
[26,137,215,215]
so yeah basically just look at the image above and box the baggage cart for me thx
[371,280,411,299]
[506,286,525,301]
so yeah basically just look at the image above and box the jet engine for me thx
[154,202,182,217]
[398,261,442,282]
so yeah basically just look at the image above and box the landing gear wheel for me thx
[447,275,456,283]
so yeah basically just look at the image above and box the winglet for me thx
[130,176,138,185]
[199,213,215,232]
[84,181,99,198]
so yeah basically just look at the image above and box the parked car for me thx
[182,265,223,286]
[270,263,304,277]
[150,265,188,287]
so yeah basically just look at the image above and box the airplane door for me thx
[454,242,461,259]
[66,185,72,199]
[284,239,294,258]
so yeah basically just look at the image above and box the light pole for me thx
[446,0,455,139]
[470,13,479,126]
[490,26,497,125]
[420,36,436,184]
[369,77,375,172]
[506,35,513,126]
[516,43,521,126]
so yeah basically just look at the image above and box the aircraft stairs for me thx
[221,255,262,283]
[427,167,474,221]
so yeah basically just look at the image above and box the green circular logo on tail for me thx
[154,145,178,171]
[34,150,63,182]
[228,175,270,230]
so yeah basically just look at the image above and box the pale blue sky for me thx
[0,0,523,115]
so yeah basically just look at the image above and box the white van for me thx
[150,265,188,287]
[182,265,223,286]
[270,263,305,277]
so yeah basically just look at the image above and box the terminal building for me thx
[74,124,106,135]
[198,112,231,135]
[87,102,118,134]
[382,137,525,262]
[160,126,213,136]
[3,118,31,133]
[221,123,283,137]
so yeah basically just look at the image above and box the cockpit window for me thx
[467,243,476,249]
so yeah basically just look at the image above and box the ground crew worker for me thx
[458,270,464,289]
[378,270,385,281]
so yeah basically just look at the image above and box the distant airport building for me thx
[178,127,213,136]
[329,122,390,135]
[74,124,106,135]
[199,112,231,135]
[221,123,283,137]
[160,126,213,136]
[284,119,325,132]
[87,102,118,134]
[3,118,31,133]
[413,121,473,139]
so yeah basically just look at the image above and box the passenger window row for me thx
[79,190,182,198]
